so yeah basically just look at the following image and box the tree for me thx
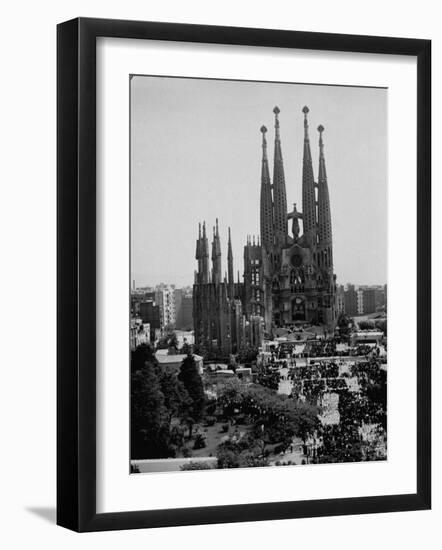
[375,319,387,336]
[237,345,259,365]
[216,433,270,469]
[131,343,157,374]
[130,362,173,459]
[178,355,205,436]
[157,331,179,352]
[336,313,355,338]
[181,341,193,355]
[159,371,192,421]
[217,382,319,454]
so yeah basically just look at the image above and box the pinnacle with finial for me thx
[261,125,268,160]
[273,106,281,141]
[303,106,310,139]
[318,125,325,151]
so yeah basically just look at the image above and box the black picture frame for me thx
[57,17,431,532]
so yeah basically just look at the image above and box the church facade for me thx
[193,106,337,357]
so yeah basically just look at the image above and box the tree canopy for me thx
[130,361,173,459]
[157,331,179,353]
[178,355,206,436]
[217,381,319,452]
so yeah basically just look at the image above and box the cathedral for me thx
[193,106,337,357]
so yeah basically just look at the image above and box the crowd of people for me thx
[291,355,387,463]
[303,339,338,357]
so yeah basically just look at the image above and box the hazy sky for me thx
[131,75,387,288]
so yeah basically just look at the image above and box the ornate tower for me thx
[201,221,209,284]
[317,125,333,271]
[211,218,222,285]
[195,222,202,283]
[259,125,274,252]
[272,106,288,248]
[227,227,234,287]
[301,106,317,239]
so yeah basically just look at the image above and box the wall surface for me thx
[0,0,440,548]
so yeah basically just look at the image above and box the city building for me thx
[344,284,358,316]
[155,286,176,328]
[130,319,151,351]
[338,284,387,317]
[154,349,204,374]
[357,287,376,315]
[175,293,194,330]
[139,300,160,341]
[193,106,337,358]
[336,284,345,314]
[173,288,183,327]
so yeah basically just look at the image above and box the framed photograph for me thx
[57,17,431,532]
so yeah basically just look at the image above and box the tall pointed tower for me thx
[259,125,274,251]
[195,222,202,283]
[272,106,288,248]
[211,218,222,284]
[301,106,317,239]
[317,125,333,270]
[201,221,210,284]
[227,227,234,286]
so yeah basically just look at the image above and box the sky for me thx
[131,75,387,288]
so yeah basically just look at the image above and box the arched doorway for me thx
[292,296,306,321]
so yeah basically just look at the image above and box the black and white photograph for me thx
[0,0,434,542]
[130,75,388,473]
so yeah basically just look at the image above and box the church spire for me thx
[227,227,234,286]
[211,219,222,284]
[317,125,333,269]
[301,106,317,238]
[201,221,209,283]
[195,222,201,259]
[195,222,202,283]
[272,106,288,247]
[259,125,274,251]
[318,125,327,182]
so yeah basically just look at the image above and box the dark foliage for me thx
[178,355,205,425]
[130,362,174,459]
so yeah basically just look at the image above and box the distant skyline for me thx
[131,76,387,288]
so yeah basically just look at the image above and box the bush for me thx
[180,461,213,471]
[221,423,229,433]
[217,448,241,469]
[193,434,207,450]
[182,447,192,458]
